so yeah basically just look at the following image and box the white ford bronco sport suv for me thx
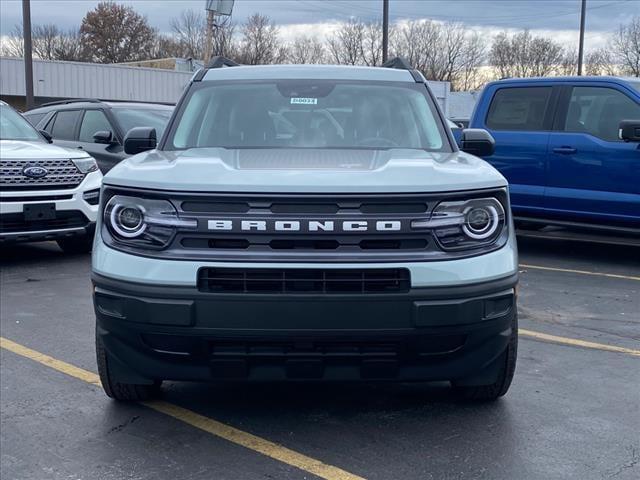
[0,101,102,252]
[93,57,519,401]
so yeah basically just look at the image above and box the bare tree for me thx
[490,30,564,78]
[586,47,618,75]
[456,31,487,91]
[327,18,365,65]
[362,21,384,66]
[558,48,578,76]
[80,1,157,63]
[611,16,640,76]
[287,36,326,64]
[2,24,25,57]
[212,17,237,58]
[236,14,283,65]
[170,9,205,59]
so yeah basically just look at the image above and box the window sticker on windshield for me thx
[290,97,318,105]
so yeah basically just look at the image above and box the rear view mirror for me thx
[460,129,495,157]
[124,127,157,155]
[619,120,640,142]
[93,130,115,144]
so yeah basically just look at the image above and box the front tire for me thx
[96,333,161,401]
[453,312,518,401]
[57,232,94,254]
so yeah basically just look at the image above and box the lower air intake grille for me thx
[197,268,411,294]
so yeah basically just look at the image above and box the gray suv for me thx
[24,100,173,173]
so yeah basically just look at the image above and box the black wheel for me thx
[57,233,94,254]
[96,332,161,401]
[453,312,518,401]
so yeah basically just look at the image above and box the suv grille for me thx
[198,267,410,294]
[1,158,85,190]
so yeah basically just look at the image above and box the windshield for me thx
[0,104,44,142]
[628,81,640,94]
[112,108,173,138]
[167,81,450,151]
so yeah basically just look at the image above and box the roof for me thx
[26,100,173,114]
[487,76,640,86]
[201,64,416,83]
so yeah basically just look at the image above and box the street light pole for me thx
[382,0,389,63]
[577,0,587,75]
[22,0,34,109]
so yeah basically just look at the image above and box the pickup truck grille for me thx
[0,158,85,191]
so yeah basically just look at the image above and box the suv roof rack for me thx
[206,56,240,69]
[193,56,240,81]
[39,98,102,107]
[381,56,424,83]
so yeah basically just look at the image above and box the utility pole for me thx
[382,0,389,63]
[204,9,215,64]
[577,0,586,75]
[22,0,34,109]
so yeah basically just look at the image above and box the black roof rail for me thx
[38,98,102,107]
[381,56,423,83]
[193,56,241,81]
[206,56,240,69]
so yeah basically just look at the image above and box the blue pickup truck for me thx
[468,76,640,234]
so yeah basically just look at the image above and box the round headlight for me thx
[110,204,146,238]
[463,205,499,239]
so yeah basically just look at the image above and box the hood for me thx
[104,148,507,193]
[0,140,91,160]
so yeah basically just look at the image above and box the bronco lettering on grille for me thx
[207,219,403,233]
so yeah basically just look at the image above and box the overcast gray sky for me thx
[1,0,638,48]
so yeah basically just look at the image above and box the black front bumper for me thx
[93,273,518,384]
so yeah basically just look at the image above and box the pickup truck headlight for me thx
[412,197,507,251]
[103,195,197,248]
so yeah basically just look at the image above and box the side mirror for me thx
[124,127,157,155]
[460,128,495,157]
[619,120,640,142]
[39,130,52,143]
[93,130,114,144]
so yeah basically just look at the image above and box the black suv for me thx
[24,100,173,173]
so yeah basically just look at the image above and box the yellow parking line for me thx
[0,337,365,480]
[519,329,640,357]
[519,263,640,282]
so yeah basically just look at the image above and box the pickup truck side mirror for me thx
[460,129,495,157]
[124,127,157,155]
[39,130,52,143]
[619,120,640,142]
[93,130,116,144]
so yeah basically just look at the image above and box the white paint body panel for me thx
[103,148,506,194]
[92,232,518,288]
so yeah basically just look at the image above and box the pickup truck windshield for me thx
[168,81,449,151]
[0,104,43,142]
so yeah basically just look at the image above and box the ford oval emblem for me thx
[23,165,49,178]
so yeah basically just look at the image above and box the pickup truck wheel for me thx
[96,333,161,401]
[453,312,518,401]
[57,233,94,254]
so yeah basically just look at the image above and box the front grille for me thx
[0,211,88,233]
[198,267,410,294]
[1,158,85,191]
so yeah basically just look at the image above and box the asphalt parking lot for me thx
[1,236,638,480]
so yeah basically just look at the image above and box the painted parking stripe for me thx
[0,337,365,480]
[519,263,640,282]
[519,329,640,357]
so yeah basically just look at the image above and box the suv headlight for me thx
[103,195,197,249]
[412,197,507,251]
[72,157,98,174]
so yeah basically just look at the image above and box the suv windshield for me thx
[167,81,449,151]
[0,104,43,142]
[112,108,172,138]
